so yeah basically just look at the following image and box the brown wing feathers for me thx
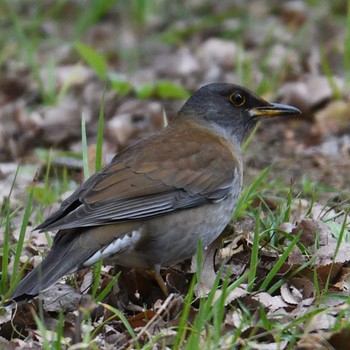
[36,123,240,232]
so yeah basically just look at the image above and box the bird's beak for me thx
[249,103,301,118]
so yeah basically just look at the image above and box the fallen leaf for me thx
[252,292,288,311]
[280,278,315,306]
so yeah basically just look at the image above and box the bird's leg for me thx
[147,266,169,297]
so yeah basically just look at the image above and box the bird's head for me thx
[177,83,301,144]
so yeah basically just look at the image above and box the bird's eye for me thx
[230,93,246,106]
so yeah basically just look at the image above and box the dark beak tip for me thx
[288,107,302,115]
[270,103,302,115]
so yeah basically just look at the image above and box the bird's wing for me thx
[36,123,242,231]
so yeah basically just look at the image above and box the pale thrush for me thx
[8,83,301,303]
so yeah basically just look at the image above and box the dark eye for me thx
[230,93,246,106]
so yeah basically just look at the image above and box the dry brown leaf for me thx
[242,340,288,350]
[279,222,295,234]
[297,334,331,350]
[78,269,93,294]
[280,278,315,306]
[328,328,350,350]
[292,219,332,249]
[239,327,287,349]
[288,248,307,265]
[252,292,288,311]
[0,303,36,340]
[308,312,337,332]
[225,308,246,330]
[315,243,350,266]
[333,267,350,291]
[220,234,245,259]
[318,296,348,309]
[127,310,156,329]
[316,263,342,285]
[153,293,184,323]
[40,284,83,313]
[214,285,249,306]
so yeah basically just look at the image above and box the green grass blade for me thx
[95,91,105,172]
[259,230,302,291]
[173,275,196,349]
[91,259,103,299]
[10,185,34,287]
[320,46,341,99]
[233,166,272,220]
[267,258,313,295]
[55,310,64,350]
[75,42,108,80]
[248,211,261,292]
[95,272,120,303]
[100,303,141,349]
[81,113,90,180]
[33,312,50,350]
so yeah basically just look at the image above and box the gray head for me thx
[177,83,301,144]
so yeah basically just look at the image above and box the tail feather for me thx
[5,224,128,306]
[8,234,94,303]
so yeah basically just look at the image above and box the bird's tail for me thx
[7,231,94,304]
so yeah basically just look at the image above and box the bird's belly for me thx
[140,195,236,267]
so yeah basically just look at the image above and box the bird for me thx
[6,83,301,304]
